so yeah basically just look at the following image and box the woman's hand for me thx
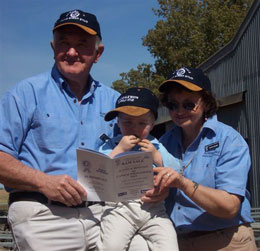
[153,167,184,192]
[141,186,169,203]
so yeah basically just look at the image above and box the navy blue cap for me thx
[53,9,102,39]
[159,67,211,92]
[105,87,159,121]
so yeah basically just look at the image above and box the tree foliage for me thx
[112,0,253,94]
[111,64,165,96]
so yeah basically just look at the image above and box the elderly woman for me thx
[144,67,257,251]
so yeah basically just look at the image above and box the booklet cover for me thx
[77,148,154,202]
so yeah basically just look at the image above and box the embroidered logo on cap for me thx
[117,95,139,104]
[69,10,80,18]
[170,67,194,81]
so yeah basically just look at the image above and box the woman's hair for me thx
[160,85,218,119]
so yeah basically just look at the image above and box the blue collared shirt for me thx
[0,64,120,183]
[160,114,253,233]
[99,134,180,170]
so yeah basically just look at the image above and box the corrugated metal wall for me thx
[154,1,259,206]
[200,1,260,206]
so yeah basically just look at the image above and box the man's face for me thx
[51,25,103,83]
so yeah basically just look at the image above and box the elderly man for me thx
[0,9,120,250]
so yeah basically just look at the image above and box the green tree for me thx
[112,64,165,96]
[113,0,253,93]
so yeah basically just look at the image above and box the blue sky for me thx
[0,0,159,97]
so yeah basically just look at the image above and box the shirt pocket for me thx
[31,110,72,149]
[193,150,221,188]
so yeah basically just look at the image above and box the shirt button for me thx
[80,121,83,125]
[73,99,77,103]
[178,206,181,210]
[81,142,85,146]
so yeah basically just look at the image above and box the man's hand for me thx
[39,173,87,207]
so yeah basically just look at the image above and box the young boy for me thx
[96,87,179,251]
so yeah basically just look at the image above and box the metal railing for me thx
[0,215,13,250]
[251,207,260,249]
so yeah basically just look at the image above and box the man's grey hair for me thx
[95,36,102,50]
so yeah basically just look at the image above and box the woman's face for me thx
[167,88,206,131]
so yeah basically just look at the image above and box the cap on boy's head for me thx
[53,9,102,39]
[104,87,159,121]
[159,67,211,93]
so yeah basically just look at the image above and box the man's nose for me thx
[66,47,78,56]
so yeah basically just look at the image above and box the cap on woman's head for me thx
[159,67,211,93]
[53,9,102,39]
[105,87,159,121]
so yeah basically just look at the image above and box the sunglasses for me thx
[165,101,198,111]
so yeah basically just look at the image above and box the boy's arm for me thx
[138,139,163,166]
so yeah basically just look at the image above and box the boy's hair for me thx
[105,87,159,121]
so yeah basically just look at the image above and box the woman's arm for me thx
[152,167,241,219]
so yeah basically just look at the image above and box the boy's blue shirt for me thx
[99,134,180,171]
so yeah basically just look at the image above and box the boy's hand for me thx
[138,139,163,166]
[117,135,140,152]
[138,139,156,153]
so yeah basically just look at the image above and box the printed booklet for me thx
[77,148,154,202]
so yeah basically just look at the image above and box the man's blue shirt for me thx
[0,64,120,182]
[160,114,253,233]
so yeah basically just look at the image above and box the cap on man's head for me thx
[53,9,102,39]
[105,87,159,121]
[159,67,211,93]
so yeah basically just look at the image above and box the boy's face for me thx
[118,112,155,140]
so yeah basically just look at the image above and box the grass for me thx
[0,190,9,212]
[0,190,8,204]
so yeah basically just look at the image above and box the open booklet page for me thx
[77,148,154,202]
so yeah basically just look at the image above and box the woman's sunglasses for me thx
[165,101,197,111]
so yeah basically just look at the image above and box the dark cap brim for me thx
[159,79,202,92]
[53,23,97,35]
[104,106,150,121]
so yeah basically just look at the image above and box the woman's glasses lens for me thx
[166,102,196,111]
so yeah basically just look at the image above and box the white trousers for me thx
[8,201,103,251]
[96,201,179,251]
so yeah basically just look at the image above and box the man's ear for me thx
[94,43,104,63]
[50,40,55,51]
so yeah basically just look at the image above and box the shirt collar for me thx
[51,64,64,88]
[201,114,218,135]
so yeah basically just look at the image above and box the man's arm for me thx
[0,151,87,206]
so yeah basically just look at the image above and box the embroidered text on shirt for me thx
[205,142,219,152]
